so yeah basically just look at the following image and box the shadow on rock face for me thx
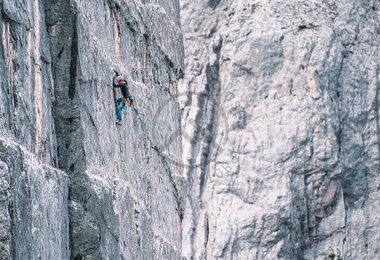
[207,0,221,9]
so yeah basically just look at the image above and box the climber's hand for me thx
[124,98,133,106]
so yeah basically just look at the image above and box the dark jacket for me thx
[113,77,132,99]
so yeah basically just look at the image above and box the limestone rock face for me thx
[0,0,184,259]
[179,0,380,259]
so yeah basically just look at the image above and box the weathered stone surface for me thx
[179,0,380,259]
[0,0,56,164]
[1,0,185,259]
[0,138,69,260]
[0,161,11,259]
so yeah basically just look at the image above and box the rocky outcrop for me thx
[0,0,185,259]
[0,139,69,259]
[179,0,380,259]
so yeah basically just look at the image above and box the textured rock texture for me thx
[0,138,69,259]
[1,0,185,259]
[179,0,380,259]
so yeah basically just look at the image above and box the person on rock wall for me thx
[113,70,133,125]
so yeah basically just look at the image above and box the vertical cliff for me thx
[180,0,380,259]
[0,0,185,259]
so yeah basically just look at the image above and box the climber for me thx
[113,70,133,125]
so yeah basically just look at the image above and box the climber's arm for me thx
[113,76,119,88]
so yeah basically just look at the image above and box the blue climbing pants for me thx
[116,98,125,120]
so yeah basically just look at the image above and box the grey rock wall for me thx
[1,0,185,259]
[179,0,380,259]
[0,138,69,259]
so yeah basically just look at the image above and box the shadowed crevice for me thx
[207,0,221,9]
[69,17,78,100]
